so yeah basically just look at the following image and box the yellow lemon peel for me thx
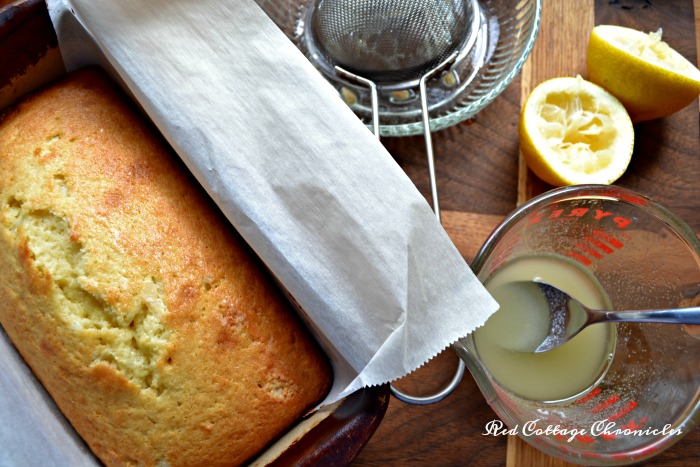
[587,25,700,122]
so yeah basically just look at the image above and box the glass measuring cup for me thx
[454,185,700,465]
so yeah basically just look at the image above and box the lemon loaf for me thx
[0,67,332,466]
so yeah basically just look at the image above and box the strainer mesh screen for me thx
[310,0,470,83]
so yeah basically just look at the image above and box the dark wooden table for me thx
[1,0,697,465]
[354,0,700,466]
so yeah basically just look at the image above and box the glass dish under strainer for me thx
[254,0,541,136]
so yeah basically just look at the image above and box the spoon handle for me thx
[593,306,700,325]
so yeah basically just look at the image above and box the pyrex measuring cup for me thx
[454,185,700,465]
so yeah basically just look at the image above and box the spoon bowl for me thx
[530,281,700,353]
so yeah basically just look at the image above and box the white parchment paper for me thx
[42,0,499,402]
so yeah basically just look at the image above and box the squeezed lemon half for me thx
[519,76,634,187]
[587,25,700,122]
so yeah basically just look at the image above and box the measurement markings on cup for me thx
[567,230,626,266]
[528,205,633,267]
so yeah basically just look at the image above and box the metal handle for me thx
[390,355,466,405]
[334,66,379,138]
[336,7,480,401]
[598,306,700,324]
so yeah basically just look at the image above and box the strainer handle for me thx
[419,0,481,220]
[349,0,482,404]
[391,51,462,404]
[390,356,465,405]
[389,48,471,405]
[334,66,380,138]
[337,60,466,405]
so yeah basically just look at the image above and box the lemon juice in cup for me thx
[454,185,700,465]
[473,255,615,403]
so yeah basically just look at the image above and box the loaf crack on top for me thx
[4,193,171,393]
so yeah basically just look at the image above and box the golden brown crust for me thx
[0,67,331,466]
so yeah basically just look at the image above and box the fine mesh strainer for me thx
[306,0,481,221]
[255,0,541,135]
[305,0,483,405]
[302,0,489,139]
[309,0,475,86]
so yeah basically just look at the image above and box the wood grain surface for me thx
[0,0,697,465]
[354,0,700,465]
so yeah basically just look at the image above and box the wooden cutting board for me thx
[516,1,698,465]
[511,4,590,466]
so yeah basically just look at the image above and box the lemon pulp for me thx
[519,76,634,186]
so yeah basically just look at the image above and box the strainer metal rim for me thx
[255,0,542,136]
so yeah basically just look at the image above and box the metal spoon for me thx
[531,281,700,353]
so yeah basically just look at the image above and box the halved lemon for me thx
[519,76,634,187]
[587,25,700,122]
